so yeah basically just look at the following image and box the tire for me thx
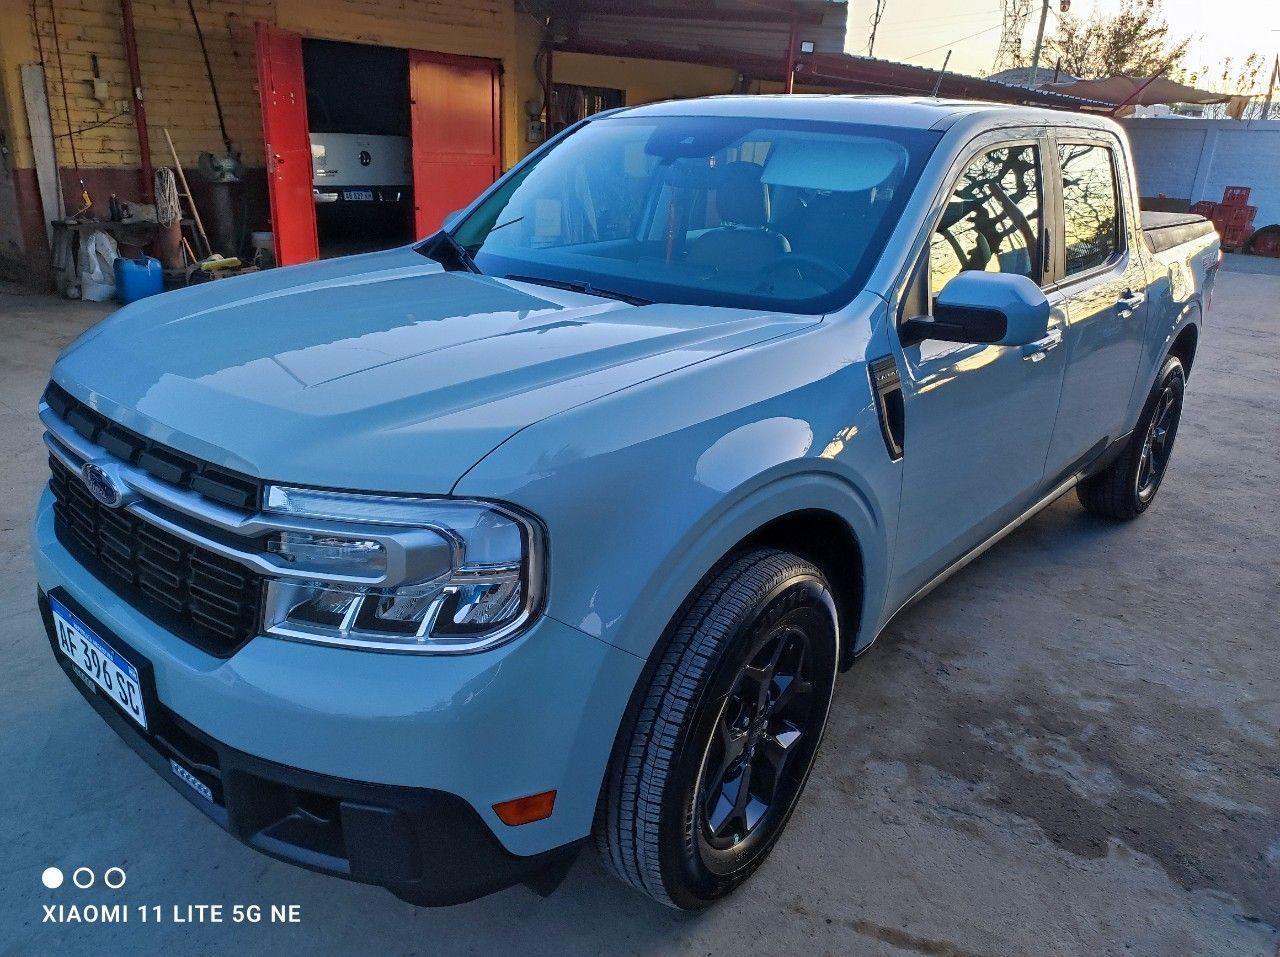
[595,548,839,909]
[1077,355,1186,520]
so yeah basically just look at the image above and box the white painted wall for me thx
[1120,118,1280,230]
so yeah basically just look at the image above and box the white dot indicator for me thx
[41,867,64,889]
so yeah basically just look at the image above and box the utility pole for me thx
[1028,0,1050,88]
[867,0,887,58]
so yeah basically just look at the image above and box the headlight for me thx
[260,486,543,653]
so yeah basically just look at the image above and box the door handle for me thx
[1116,290,1146,313]
[1021,328,1063,362]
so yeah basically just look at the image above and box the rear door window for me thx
[1058,143,1120,275]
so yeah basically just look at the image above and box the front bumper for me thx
[33,491,644,903]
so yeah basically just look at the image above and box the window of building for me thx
[929,145,1041,297]
[1059,143,1120,276]
[549,85,625,135]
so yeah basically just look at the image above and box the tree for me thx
[1178,53,1267,95]
[1047,0,1191,79]
[1178,53,1273,119]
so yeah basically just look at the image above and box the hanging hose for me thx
[154,167,181,227]
[187,0,234,156]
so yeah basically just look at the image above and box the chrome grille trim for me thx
[43,404,452,589]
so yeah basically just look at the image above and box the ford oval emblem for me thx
[82,463,124,508]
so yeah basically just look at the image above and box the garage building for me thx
[0,0,1089,287]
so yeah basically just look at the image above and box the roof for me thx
[556,31,1109,111]
[987,67,1081,89]
[1042,75,1235,106]
[798,54,1109,110]
[613,94,1117,131]
[558,0,852,63]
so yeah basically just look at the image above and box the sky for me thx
[855,0,1280,91]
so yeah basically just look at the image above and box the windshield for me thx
[445,114,940,314]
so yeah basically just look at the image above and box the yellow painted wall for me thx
[5,0,524,175]
[22,0,271,171]
[0,4,40,169]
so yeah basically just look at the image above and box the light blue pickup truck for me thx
[35,96,1219,909]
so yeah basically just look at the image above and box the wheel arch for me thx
[736,509,865,671]
[592,497,875,856]
[1168,320,1199,379]
[599,468,890,669]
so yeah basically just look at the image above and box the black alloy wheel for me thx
[1078,354,1186,520]
[695,622,819,868]
[596,548,840,909]
[1135,378,1183,503]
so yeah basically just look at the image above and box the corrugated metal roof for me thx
[800,54,1111,109]
[552,1,1106,110]
[573,0,849,60]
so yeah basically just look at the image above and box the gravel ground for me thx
[0,258,1276,957]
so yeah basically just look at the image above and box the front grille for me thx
[43,381,263,511]
[50,457,263,657]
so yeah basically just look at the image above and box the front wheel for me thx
[595,549,839,909]
[1077,355,1186,520]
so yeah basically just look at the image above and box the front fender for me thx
[602,467,891,661]
[454,307,899,663]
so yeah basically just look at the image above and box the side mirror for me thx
[441,209,464,231]
[901,272,1050,347]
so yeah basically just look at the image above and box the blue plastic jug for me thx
[114,256,164,304]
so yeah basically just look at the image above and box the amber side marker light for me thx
[493,790,557,826]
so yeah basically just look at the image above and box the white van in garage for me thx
[310,132,411,204]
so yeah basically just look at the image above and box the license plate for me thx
[50,597,148,730]
[343,189,374,202]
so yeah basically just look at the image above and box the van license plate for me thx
[343,189,374,202]
[50,597,148,730]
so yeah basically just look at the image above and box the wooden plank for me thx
[19,63,64,245]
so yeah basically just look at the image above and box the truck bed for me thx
[1142,211,1218,255]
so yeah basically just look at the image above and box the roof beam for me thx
[573,0,829,24]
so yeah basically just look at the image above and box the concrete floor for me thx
[1,259,1276,956]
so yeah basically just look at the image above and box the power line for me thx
[877,8,1002,35]
[906,23,1003,62]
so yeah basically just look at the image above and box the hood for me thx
[52,248,819,493]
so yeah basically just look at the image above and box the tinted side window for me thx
[1059,143,1119,275]
[930,145,1041,297]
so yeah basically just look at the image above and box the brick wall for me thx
[29,0,521,178]
[31,0,270,175]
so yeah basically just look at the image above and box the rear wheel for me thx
[1078,355,1186,520]
[595,549,839,909]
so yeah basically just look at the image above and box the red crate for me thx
[1224,225,1253,249]
[1221,186,1251,206]
[1190,200,1217,217]
[1227,205,1257,227]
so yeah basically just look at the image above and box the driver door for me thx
[887,136,1069,607]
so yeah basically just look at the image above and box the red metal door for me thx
[409,52,502,237]
[256,24,318,265]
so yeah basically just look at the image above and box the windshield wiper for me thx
[505,274,652,306]
[420,230,481,274]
